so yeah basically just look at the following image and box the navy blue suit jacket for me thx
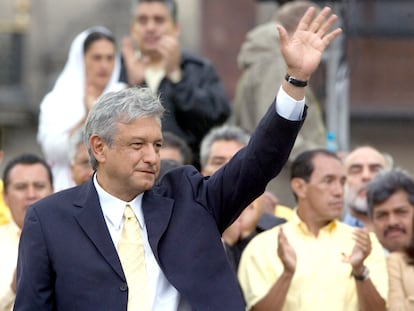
[14,103,304,311]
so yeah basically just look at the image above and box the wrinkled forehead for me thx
[312,155,345,178]
[345,147,387,169]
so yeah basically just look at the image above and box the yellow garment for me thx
[118,205,150,311]
[274,204,293,221]
[387,251,414,311]
[0,221,20,311]
[238,212,388,311]
[0,180,11,225]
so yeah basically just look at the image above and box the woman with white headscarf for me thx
[37,26,126,191]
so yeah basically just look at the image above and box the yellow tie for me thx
[118,204,150,311]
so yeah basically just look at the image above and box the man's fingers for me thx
[322,28,343,47]
[352,229,372,254]
[296,6,317,31]
[308,7,332,33]
[277,25,288,47]
[317,14,338,37]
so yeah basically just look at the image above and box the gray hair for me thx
[84,87,165,170]
[69,127,86,164]
[367,168,414,217]
[199,125,250,169]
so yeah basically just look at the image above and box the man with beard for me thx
[342,146,391,230]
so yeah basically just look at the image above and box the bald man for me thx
[343,146,391,230]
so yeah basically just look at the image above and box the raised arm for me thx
[278,6,342,100]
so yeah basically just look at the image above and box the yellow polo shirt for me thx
[0,180,11,225]
[238,212,388,311]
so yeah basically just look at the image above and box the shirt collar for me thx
[292,209,338,236]
[93,174,145,230]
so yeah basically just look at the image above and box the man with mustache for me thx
[238,149,387,311]
[343,146,391,230]
[367,169,414,253]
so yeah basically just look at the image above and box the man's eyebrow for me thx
[348,163,362,170]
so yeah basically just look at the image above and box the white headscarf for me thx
[37,26,126,192]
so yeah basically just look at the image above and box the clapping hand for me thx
[277,227,296,275]
[122,36,149,86]
[157,35,181,76]
[342,228,372,273]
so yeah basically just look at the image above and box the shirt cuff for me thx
[275,86,305,121]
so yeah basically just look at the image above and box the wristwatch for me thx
[352,266,370,281]
[285,73,308,87]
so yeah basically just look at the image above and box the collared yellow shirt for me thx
[238,212,388,311]
[0,220,20,311]
[0,180,11,225]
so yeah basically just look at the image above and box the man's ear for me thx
[89,135,106,165]
[291,177,307,200]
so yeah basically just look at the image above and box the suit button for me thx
[120,283,128,291]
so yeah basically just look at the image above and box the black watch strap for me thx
[285,74,308,87]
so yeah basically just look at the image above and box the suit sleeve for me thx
[14,206,55,311]
[199,97,305,233]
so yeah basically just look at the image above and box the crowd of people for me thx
[1,0,413,310]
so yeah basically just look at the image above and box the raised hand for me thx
[157,35,181,76]
[122,36,149,86]
[278,6,342,81]
[350,228,372,267]
[342,228,372,273]
[277,227,296,275]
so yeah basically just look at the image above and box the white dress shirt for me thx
[94,176,184,311]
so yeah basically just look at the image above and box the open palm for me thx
[278,7,342,80]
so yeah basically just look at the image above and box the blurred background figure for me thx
[367,168,414,253]
[159,131,192,165]
[233,0,326,207]
[387,216,414,310]
[343,145,391,230]
[37,26,125,192]
[121,0,231,169]
[157,131,192,183]
[68,127,94,186]
[0,128,11,225]
[0,154,53,311]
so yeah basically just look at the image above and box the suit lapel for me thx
[73,180,125,280]
[142,190,174,261]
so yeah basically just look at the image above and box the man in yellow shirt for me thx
[238,149,388,311]
[0,180,11,225]
[0,129,11,225]
[0,153,54,311]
